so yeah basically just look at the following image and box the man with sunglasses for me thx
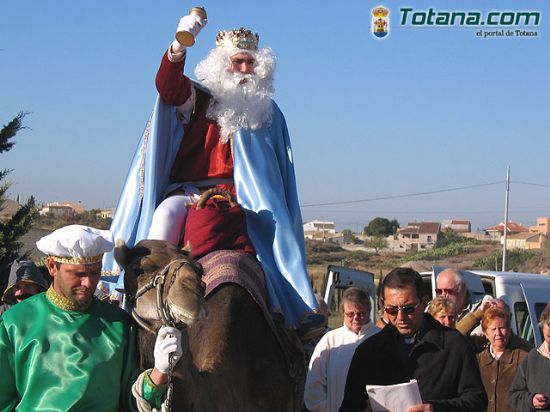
[435,268,475,321]
[340,268,487,412]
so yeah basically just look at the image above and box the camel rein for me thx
[128,258,191,412]
[129,258,191,334]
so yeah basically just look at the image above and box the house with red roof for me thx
[484,221,529,241]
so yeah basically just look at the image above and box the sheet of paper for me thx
[366,379,423,412]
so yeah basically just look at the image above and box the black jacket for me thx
[340,314,487,412]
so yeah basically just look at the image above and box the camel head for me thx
[114,239,207,332]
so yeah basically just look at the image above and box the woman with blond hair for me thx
[427,296,458,328]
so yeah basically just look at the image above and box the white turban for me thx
[36,225,113,264]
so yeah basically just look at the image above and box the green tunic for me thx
[0,289,157,411]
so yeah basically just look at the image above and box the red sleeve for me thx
[155,51,193,105]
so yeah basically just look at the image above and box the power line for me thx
[301,181,504,208]
[511,180,550,188]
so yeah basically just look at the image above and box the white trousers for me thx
[147,192,200,246]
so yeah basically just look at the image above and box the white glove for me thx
[153,326,183,374]
[173,13,207,52]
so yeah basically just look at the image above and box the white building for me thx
[303,220,336,234]
[303,220,343,244]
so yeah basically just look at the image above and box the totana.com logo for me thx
[372,6,390,39]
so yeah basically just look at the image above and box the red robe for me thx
[156,52,234,192]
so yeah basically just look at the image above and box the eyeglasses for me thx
[344,311,367,319]
[384,302,421,316]
[435,288,458,296]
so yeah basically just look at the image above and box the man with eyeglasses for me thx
[340,268,487,412]
[305,288,380,412]
[435,268,487,322]
[435,268,468,317]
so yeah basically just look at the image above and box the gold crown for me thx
[48,254,104,265]
[372,7,389,18]
[216,27,259,52]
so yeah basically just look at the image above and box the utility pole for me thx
[502,166,510,272]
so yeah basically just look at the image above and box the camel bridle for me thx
[128,257,196,411]
[128,258,191,335]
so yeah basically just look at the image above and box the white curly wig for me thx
[194,46,277,143]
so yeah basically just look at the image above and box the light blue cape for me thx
[103,95,320,329]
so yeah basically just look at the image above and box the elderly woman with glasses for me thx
[477,307,529,412]
[304,288,380,412]
[509,302,550,411]
[427,296,458,328]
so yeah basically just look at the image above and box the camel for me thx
[114,239,305,411]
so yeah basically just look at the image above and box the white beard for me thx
[195,48,276,143]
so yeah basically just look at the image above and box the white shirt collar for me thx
[345,321,374,337]
[489,345,502,360]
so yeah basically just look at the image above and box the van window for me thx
[422,277,433,300]
[514,302,534,345]
[480,278,495,297]
[328,288,345,329]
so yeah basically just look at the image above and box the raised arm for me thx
[155,14,207,105]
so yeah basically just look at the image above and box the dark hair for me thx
[341,287,372,313]
[381,267,425,304]
[539,302,550,328]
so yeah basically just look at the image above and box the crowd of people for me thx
[304,267,550,412]
[2,235,549,411]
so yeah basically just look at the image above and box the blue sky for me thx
[2,1,549,232]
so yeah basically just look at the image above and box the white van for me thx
[322,265,550,346]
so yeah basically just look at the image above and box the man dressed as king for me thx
[103,12,323,335]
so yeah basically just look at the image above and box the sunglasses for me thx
[384,302,421,316]
[344,311,367,319]
[435,288,458,296]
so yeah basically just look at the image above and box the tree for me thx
[435,227,464,248]
[364,217,400,236]
[342,229,360,244]
[363,235,389,254]
[0,112,38,292]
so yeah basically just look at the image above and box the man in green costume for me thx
[0,225,182,411]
